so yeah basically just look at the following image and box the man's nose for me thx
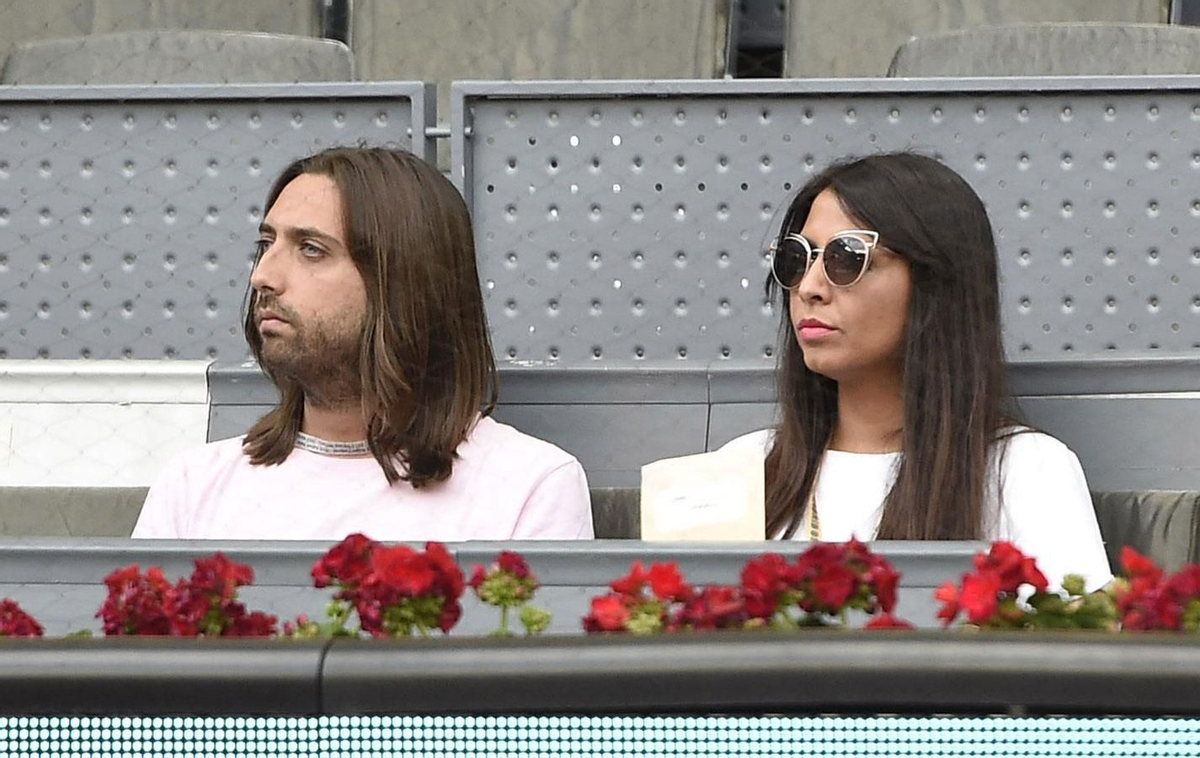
[249,242,283,294]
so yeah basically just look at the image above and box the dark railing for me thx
[5,633,1200,716]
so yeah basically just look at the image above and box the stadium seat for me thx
[887,23,1200,77]
[351,0,729,167]
[1,30,352,84]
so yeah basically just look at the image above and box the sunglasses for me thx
[769,229,880,289]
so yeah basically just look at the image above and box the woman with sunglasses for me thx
[724,152,1111,589]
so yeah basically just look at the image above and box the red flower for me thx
[439,599,463,633]
[740,553,792,620]
[795,542,848,577]
[97,564,174,636]
[168,554,276,637]
[610,562,648,596]
[673,585,746,631]
[973,541,1048,594]
[312,533,377,589]
[496,551,531,579]
[0,599,43,637]
[370,545,436,597]
[934,581,961,626]
[188,553,254,604]
[1115,553,1199,632]
[1121,547,1164,582]
[425,541,465,600]
[647,563,691,603]
[227,611,278,637]
[469,565,487,590]
[959,572,1002,624]
[583,594,630,633]
[866,558,900,614]
[349,542,465,637]
[811,564,858,610]
[863,612,914,630]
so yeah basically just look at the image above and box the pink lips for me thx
[257,309,289,332]
[797,318,836,342]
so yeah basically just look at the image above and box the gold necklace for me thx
[805,484,821,541]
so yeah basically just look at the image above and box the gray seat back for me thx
[2,30,352,84]
[888,23,1200,77]
[1092,491,1200,573]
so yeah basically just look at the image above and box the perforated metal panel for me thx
[0,83,432,359]
[453,78,1200,364]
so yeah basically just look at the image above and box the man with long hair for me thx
[133,146,594,540]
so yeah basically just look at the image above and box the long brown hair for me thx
[242,146,498,488]
[765,152,1019,539]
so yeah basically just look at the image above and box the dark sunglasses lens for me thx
[824,237,868,286]
[772,238,808,288]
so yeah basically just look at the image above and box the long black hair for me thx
[765,152,1020,539]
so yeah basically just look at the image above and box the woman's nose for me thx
[794,251,830,303]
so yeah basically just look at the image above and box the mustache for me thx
[254,295,300,324]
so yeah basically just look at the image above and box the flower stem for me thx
[500,604,510,635]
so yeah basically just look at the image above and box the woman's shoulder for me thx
[718,428,774,456]
[993,427,1083,471]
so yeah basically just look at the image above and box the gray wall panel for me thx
[708,402,775,450]
[0,83,431,360]
[1019,395,1200,491]
[455,79,1200,363]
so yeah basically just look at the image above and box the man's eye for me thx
[300,242,325,258]
[253,239,271,256]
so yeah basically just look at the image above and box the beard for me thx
[255,295,365,409]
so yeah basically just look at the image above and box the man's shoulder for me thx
[466,416,579,470]
[161,435,249,477]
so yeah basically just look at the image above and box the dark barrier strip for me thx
[319,632,1200,716]
[0,638,328,715]
[5,633,1200,716]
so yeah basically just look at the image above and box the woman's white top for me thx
[722,429,1114,590]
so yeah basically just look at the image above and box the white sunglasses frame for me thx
[769,229,880,289]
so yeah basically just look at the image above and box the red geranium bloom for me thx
[740,553,792,619]
[610,562,649,597]
[959,572,1003,624]
[97,564,174,636]
[583,594,630,633]
[866,558,900,614]
[934,581,961,625]
[0,599,44,637]
[496,551,531,579]
[811,563,859,610]
[312,533,377,589]
[424,541,465,599]
[1120,547,1163,581]
[673,585,746,631]
[469,565,488,590]
[370,545,437,597]
[647,563,692,603]
[973,541,1048,594]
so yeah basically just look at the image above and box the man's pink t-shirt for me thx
[132,416,594,540]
